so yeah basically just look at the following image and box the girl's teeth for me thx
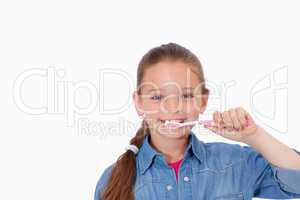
[160,119,186,123]
[167,119,184,123]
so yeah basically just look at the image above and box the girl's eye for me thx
[150,95,163,101]
[182,93,194,99]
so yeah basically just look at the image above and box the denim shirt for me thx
[94,131,300,200]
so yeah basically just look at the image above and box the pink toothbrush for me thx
[164,119,214,129]
[165,119,250,129]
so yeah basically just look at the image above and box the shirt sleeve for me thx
[94,164,114,200]
[242,145,300,198]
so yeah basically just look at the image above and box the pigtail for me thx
[100,120,149,200]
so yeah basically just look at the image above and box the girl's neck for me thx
[149,133,189,163]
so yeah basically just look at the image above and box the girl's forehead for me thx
[141,61,200,92]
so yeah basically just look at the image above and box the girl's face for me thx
[133,60,209,139]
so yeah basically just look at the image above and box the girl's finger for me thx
[213,111,222,124]
[245,110,255,125]
[213,111,225,132]
[236,108,247,129]
[204,123,224,135]
[229,108,241,130]
[222,111,234,131]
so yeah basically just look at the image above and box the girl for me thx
[94,43,300,200]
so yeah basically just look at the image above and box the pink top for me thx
[168,159,183,181]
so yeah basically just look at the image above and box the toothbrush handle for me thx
[199,120,214,126]
[199,119,250,127]
[182,120,214,127]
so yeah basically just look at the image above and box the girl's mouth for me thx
[159,119,186,124]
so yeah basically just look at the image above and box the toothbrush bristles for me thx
[164,119,214,129]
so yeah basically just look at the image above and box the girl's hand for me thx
[204,107,259,143]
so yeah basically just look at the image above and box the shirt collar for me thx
[137,131,205,174]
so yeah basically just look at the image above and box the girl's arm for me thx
[205,107,300,170]
[243,125,300,170]
[205,107,300,196]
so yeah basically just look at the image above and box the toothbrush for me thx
[164,119,214,129]
[165,119,250,129]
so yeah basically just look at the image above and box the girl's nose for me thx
[161,95,181,114]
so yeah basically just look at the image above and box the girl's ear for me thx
[132,91,144,116]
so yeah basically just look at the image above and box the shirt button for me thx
[183,176,190,182]
[166,185,173,191]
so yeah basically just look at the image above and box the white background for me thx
[1,0,300,199]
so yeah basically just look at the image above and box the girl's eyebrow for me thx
[145,87,194,93]
[144,88,161,93]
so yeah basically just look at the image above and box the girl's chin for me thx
[157,126,191,138]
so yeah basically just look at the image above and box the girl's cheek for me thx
[182,100,198,113]
[143,104,159,115]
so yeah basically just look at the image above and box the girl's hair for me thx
[100,43,208,200]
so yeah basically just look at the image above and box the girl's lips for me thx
[159,119,186,123]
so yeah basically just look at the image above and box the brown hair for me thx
[100,42,208,200]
